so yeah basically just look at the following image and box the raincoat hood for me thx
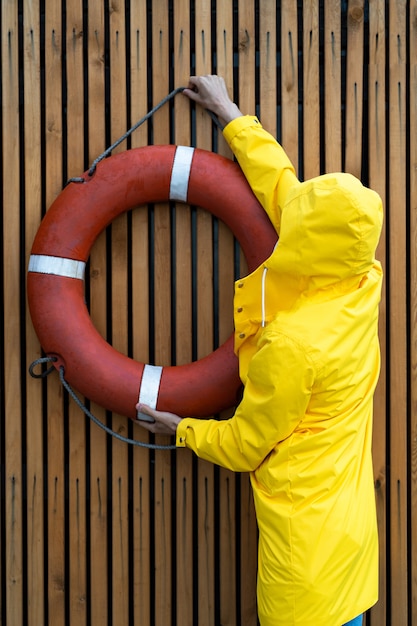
[269,172,383,294]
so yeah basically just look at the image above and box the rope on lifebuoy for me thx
[67,87,223,184]
[29,356,58,378]
[28,356,176,449]
[59,366,177,450]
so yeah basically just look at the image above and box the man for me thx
[137,75,383,626]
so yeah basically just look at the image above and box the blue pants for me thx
[343,615,363,626]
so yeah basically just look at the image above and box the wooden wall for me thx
[1,1,416,624]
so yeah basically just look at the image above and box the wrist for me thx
[216,102,243,125]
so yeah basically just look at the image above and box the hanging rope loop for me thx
[28,356,176,449]
[66,86,223,184]
[58,366,177,450]
[29,356,57,378]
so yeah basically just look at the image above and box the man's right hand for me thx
[182,75,243,126]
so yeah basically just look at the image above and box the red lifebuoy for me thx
[27,145,277,420]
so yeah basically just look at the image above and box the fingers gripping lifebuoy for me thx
[27,146,277,419]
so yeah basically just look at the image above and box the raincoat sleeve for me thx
[176,329,315,472]
[223,116,299,235]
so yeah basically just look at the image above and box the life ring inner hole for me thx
[86,201,248,367]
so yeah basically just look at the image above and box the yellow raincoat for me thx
[176,116,383,625]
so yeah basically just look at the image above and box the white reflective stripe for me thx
[137,364,163,422]
[28,254,86,280]
[169,145,194,202]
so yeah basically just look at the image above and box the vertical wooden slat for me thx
[211,31,237,495]
[368,1,387,624]
[23,1,45,623]
[259,0,278,135]
[281,0,299,172]
[218,469,237,626]
[236,3,258,624]
[216,3,252,625]
[3,1,23,624]
[44,2,66,623]
[302,0,320,179]
[345,0,365,177]
[193,3,216,625]
[150,4,173,625]
[216,3,234,308]
[172,2,194,624]
[324,1,342,172]
[238,0,256,112]
[411,2,417,623]
[215,1,234,155]
[107,2,130,623]
[87,1,109,623]
[388,1,408,624]
[129,1,152,623]
[65,2,87,624]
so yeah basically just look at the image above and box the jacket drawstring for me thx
[261,266,268,327]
